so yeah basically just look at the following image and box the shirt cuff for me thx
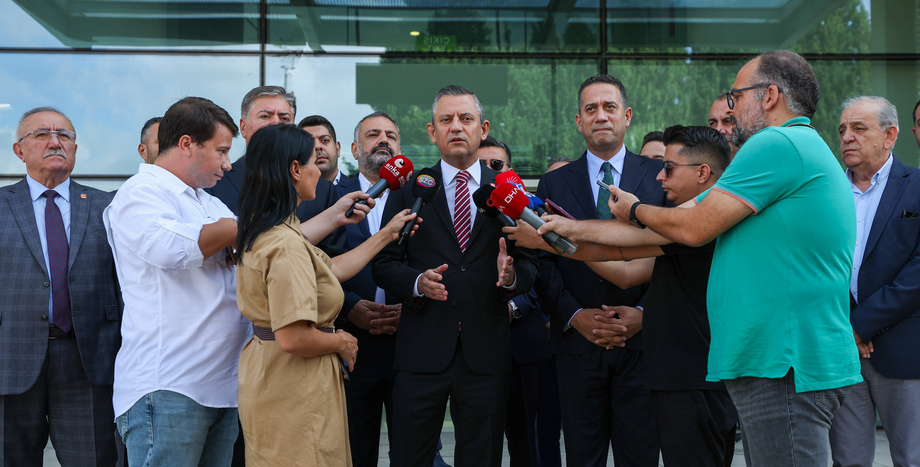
[413,274,423,298]
[563,308,583,332]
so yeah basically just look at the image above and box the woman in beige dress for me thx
[234,124,416,466]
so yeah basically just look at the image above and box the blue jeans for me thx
[724,369,850,467]
[116,390,238,467]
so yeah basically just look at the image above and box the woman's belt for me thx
[251,324,335,340]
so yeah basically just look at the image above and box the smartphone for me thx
[596,179,617,202]
[544,198,576,220]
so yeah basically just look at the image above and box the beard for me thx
[356,144,394,175]
[730,101,768,148]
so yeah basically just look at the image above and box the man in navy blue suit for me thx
[535,74,665,466]
[830,96,920,467]
[335,110,405,466]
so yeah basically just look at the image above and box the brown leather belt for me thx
[251,324,335,340]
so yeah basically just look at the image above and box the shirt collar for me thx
[846,152,893,190]
[26,174,70,202]
[139,163,199,196]
[585,145,626,179]
[440,158,482,186]
[781,116,812,127]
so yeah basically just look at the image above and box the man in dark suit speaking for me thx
[0,107,121,466]
[372,85,538,467]
[535,74,666,466]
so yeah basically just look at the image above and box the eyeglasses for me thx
[17,129,77,144]
[662,160,702,178]
[486,159,506,171]
[724,83,781,110]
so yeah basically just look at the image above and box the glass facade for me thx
[2,0,918,186]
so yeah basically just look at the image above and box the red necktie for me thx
[43,190,72,333]
[454,171,471,253]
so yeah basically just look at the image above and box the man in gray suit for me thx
[0,107,121,466]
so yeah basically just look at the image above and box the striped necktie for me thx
[454,170,471,253]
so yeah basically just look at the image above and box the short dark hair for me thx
[547,155,573,167]
[577,74,628,112]
[662,125,731,174]
[241,85,296,120]
[159,97,239,153]
[236,124,315,263]
[298,115,337,143]
[431,85,485,125]
[751,50,819,119]
[353,111,400,142]
[480,135,512,165]
[140,117,162,144]
[913,98,920,128]
[642,131,664,147]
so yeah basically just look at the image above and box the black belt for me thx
[49,325,74,339]
[251,324,335,340]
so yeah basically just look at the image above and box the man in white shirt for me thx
[104,96,250,467]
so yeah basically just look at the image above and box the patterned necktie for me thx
[43,190,72,333]
[454,170,472,253]
[596,162,615,220]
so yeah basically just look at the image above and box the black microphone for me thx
[346,155,414,217]
[398,168,441,245]
[490,183,578,255]
[473,185,515,227]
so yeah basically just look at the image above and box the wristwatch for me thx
[509,300,521,320]
[630,201,647,229]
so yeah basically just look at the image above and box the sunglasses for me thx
[485,159,506,171]
[662,160,702,178]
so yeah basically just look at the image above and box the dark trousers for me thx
[555,348,659,467]
[651,389,738,467]
[505,358,562,467]
[346,338,397,467]
[391,338,509,467]
[0,338,117,467]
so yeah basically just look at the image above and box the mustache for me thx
[371,144,395,157]
[43,149,67,158]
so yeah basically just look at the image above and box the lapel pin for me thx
[80,194,87,199]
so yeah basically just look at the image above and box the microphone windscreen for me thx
[489,183,528,219]
[495,170,525,190]
[378,155,415,190]
[411,167,441,201]
[526,192,546,211]
[473,185,500,218]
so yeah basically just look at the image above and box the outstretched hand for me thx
[607,185,639,225]
[496,237,516,288]
[334,191,375,226]
[418,264,449,301]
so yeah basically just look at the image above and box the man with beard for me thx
[707,97,738,159]
[300,115,345,184]
[336,111,451,466]
[603,49,861,466]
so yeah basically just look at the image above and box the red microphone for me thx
[495,170,526,190]
[490,183,578,255]
[345,155,414,217]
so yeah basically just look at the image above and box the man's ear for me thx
[698,164,713,184]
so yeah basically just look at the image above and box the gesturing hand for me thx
[418,264,449,301]
[496,237,516,288]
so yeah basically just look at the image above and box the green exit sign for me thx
[416,35,456,52]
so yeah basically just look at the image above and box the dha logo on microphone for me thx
[416,174,436,188]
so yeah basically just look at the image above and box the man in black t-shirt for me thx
[508,125,737,466]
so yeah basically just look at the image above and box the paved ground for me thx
[44,428,896,466]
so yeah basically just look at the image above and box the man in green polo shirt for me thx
[605,49,861,466]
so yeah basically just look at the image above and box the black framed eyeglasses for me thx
[662,160,702,178]
[17,128,77,144]
[486,159,506,171]
[724,83,780,110]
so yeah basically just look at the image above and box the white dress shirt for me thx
[847,154,893,302]
[104,163,251,417]
[358,172,390,305]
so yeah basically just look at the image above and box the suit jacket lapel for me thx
[68,181,90,270]
[430,162,455,238]
[467,161,493,246]
[620,151,649,195]
[864,158,909,261]
[563,153,599,220]
[7,179,49,276]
